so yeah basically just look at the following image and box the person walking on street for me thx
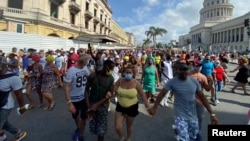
[149,63,219,141]
[0,56,28,141]
[64,54,90,141]
[113,65,151,141]
[85,60,115,141]
[141,57,160,103]
[159,54,173,107]
[230,57,250,95]
[200,55,216,105]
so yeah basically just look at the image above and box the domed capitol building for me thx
[179,0,250,53]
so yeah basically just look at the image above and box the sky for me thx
[108,0,250,45]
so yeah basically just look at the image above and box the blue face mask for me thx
[124,74,133,80]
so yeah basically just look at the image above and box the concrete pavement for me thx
[6,63,250,141]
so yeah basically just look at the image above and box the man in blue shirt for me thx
[149,63,218,141]
[200,55,216,105]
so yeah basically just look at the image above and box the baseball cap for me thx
[32,55,40,62]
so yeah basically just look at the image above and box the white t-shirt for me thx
[64,66,90,102]
[112,65,120,83]
[0,72,23,109]
[161,60,173,81]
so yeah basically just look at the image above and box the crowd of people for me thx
[0,45,250,141]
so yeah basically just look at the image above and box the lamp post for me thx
[247,27,250,52]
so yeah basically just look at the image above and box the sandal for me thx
[48,102,55,111]
[243,93,250,96]
[43,106,49,110]
[28,105,35,110]
[231,89,235,93]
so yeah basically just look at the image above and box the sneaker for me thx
[160,101,165,107]
[164,101,169,107]
[216,99,220,104]
[210,98,216,106]
[72,129,79,141]
[14,131,27,141]
[0,134,7,141]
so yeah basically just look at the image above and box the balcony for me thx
[93,16,99,23]
[84,10,93,20]
[50,0,66,5]
[69,1,81,13]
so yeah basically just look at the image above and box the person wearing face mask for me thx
[55,51,65,71]
[213,60,230,105]
[39,51,46,70]
[85,60,114,141]
[67,47,79,70]
[141,58,160,103]
[200,55,216,105]
[113,65,151,141]
[64,54,90,141]
[148,63,219,141]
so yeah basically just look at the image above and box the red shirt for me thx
[214,67,224,81]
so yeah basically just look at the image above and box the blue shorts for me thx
[175,116,199,141]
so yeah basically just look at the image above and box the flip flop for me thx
[48,102,56,111]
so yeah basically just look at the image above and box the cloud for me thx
[116,17,134,25]
[132,6,151,21]
[123,0,250,45]
[142,0,161,6]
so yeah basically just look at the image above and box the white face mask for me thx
[57,53,61,56]
[70,50,73,53]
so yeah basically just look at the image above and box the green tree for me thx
[142,38,152,48]
[145,26,167,48]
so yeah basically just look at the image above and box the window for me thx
[85,21,89,29]
[212,1,214,5]
[70,12,75,24]
[8,0,23,9]
[100,27,102,34]
[100,14,103,21]
[94,24,96,32]
[217,11,219,16]
[94,9,97,17]
[207,13,209,18]
[207,3,209,7]
[105,19,106,24]
[217,0,220,4]
[50,2,58,18]
[16,23,23,33]
[222,0,224,3]
[211,12,213,17]
[85,2,89,11]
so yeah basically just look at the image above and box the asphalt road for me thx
[6,63,250,141]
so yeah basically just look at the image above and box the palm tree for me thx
[145,26,167,49]
[142,38,152,48]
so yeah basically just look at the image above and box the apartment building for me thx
[0,0,135,46]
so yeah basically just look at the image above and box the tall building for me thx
[179,0,250,53]
[0,0,134,46]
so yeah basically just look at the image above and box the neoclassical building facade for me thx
[0,0,135,46]
[179,0,250,53]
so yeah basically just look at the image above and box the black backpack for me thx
[0,73,16,107]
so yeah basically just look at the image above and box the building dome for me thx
[200,0,234,23]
